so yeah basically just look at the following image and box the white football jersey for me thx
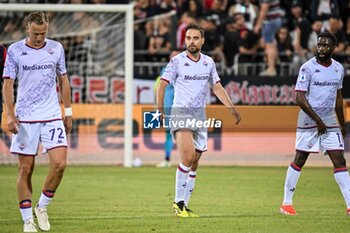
[3,38,67,122]
[161,51,220,109]
[295,57,344,128]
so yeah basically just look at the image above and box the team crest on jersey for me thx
[203,60,208,66]
[48,48,54,55]
[335,68,339,73]
[315,69,320,73]
[19,143,25,151]
[20,51,28,56]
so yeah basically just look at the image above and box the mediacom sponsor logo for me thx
[23,64,54,71]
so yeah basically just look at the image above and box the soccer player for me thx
[0,44,6,126]
[280,31,350,216]
[2,12,72,232]
[157,23,241,217]
[154,50,180,168]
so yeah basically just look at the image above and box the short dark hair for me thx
[318,31,337,45]
[185,23,205,38]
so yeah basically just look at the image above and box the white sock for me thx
[283,163,301,205]
[19,200,33,222]
[334,168,350,208]
[37,189,55,208]
[174,163,190,203]
[184,171,196,206]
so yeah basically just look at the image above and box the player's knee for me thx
[293,157,306,168]
[52,161,66,174]
[18,164,34,177]
[182,158,194,167]
[333,158,346,169]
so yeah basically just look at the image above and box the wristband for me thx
[64,107,73,117]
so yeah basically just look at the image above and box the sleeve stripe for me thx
[160,78,170,83]
[295,90,307,92]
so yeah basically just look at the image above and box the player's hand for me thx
[316,120,327,136]
[64,116,72,134]
[230,108,241,125]
[7,115,19,134]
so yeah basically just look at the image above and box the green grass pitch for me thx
[0,166,350,233]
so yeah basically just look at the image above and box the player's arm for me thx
[58,74,72,134]
[335,90,346,138]
[213,82,241,124]
[2,78,19,134]
[156,79,168,114]
[296,91,326,135]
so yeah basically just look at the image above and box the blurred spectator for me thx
[176,12,196,49]
[222,17,240,66]
[134,24,147,60]
[180,0,203,18]
[134,0,159,21]
[326,16,346,61]
[4,17,22,41]
[147,18,172,60]
[345,16,350,63]
[204,0,227,33]
[275,26,294,62]
[198,17,222,58]
[235,13,259,63]
[310,0,339,30]
[159,0,177,14]
[228,0,257,30]
[289,1,311,62]
[307,18,323,54]
[254,0,284,76]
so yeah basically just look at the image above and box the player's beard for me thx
[187,45,200,55]
[316,50,332,63]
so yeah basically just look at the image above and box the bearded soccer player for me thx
[280,31,350,216]
[2,12,72,232]
[157,23,241,217]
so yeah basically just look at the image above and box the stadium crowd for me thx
[0,0,350,76]
[133,0,350,76]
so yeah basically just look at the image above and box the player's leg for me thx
[327,146,350,214]
[281,129,318,215]
[41,147,67,202]
[11,123,40,232]
[284,151,309,199]
[35,147,67,231]
[183,131,207,217]
[173,129,195,217]
[322,130,350,214]
[183,150,201,218]
[35,121,68,230]
[18,155,38,232]
[281,150,309,215]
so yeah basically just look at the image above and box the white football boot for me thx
[34,206,50,231]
